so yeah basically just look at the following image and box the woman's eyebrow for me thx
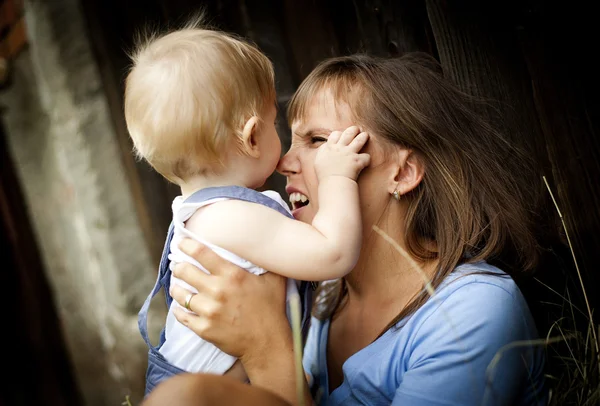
[295,127,334,138]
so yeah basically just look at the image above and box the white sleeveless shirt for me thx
[158,190,297,373]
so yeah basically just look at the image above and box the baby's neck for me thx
[179,172,250,199]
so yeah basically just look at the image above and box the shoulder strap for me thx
[138,222,174,352]
[185,186,293,219]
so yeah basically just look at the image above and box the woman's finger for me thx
[179,238,238,276]
[173,306,210,337]
[170,284,198,310]
[170,285,222,317]
[173,303,234,346]
[172,261,212,290]
[348,131,369,152]
[338,125,361,145]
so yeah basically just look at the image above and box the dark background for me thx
[2,0,598,404]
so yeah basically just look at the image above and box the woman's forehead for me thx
[290,89,354,134]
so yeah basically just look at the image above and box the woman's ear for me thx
[387,149,424,196]
[241,116,261,158]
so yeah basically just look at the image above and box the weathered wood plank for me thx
[0,120,83,406]
[326,0,435,56]
[80,0,179,263]
[520,2,600,312]
[281,0,340,81]
[424,0,583,338]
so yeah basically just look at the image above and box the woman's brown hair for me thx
[288,53,539,333]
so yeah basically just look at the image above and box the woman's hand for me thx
[170,238,291,363]
[170,239,313,406]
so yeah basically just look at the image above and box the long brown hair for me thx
[288,53,539,332]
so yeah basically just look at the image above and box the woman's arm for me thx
[169,239,314,406]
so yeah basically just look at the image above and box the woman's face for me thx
[277,89,395,231]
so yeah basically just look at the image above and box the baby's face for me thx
[253,103,282,185]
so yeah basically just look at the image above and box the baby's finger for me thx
[348,132,369,152]
[327,130,342,144]
[356,153,371,169]
[338,126,361,146]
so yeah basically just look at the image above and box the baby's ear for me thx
[240,116,261,158]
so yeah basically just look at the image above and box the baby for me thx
[124,22,370,394]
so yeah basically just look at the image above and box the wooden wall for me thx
[0,120,82,406]
[81,0,598,296]
[0,0,26,86]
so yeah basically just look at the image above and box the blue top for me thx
[303,261,547,406]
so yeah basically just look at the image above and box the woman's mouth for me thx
[289,192,310,211]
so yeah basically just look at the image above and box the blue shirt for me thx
[302,262,547,406]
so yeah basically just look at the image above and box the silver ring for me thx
[184,292,196,311]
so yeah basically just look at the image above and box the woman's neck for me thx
[344,226,438,309]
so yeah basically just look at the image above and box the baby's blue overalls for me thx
[137,186,313,395]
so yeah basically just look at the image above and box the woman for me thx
[161,53,547,405]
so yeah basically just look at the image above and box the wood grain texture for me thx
[0,121,82,406]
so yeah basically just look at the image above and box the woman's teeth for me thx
[289,192,309,209]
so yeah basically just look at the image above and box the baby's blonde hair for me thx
[124,21,275,183]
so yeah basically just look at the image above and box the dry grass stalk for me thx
[289,292,306,406]
[543,176,599,360]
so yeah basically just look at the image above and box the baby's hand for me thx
[315,126,370,181]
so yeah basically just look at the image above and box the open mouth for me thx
[289,192,310,211]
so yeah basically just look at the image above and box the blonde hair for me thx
[124,22,275,183]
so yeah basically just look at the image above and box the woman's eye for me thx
[311,136,327,144]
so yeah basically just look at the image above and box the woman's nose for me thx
[276,149,300,176]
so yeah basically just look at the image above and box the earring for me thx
[392,189,401,201]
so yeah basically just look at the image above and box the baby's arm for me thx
[187,127,369,281]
